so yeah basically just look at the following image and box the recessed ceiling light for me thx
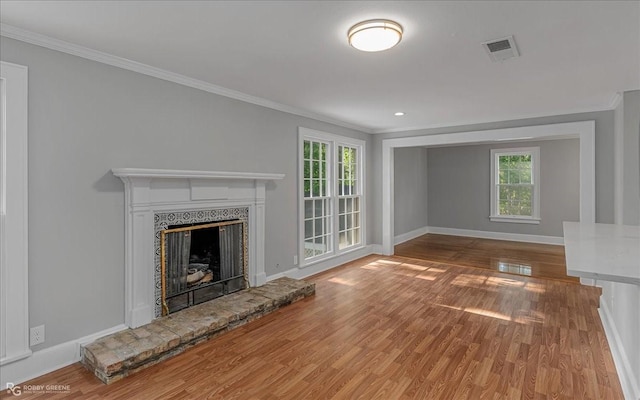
[394,112,405,116]
[348,19,403,52]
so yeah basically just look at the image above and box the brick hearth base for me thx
[81,277,315,384]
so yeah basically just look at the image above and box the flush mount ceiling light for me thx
[348,19,403,52]
[394,112,405,116]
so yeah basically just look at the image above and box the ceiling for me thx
[1,1,638,133]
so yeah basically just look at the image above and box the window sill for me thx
[300,252,335,268]
[489,216,541,225]
[300,244,366,268]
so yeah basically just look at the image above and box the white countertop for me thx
[563,222,640,285]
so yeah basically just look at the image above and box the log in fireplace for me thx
[160,219,247,315]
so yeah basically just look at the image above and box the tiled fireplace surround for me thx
[112,168,285,329]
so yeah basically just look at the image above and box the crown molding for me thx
[608,92,623,110]
[373,103,620,134]
[0,24,373,134]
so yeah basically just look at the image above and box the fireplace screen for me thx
[160,220,247,315]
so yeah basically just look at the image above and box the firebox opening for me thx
[161,219,246,315]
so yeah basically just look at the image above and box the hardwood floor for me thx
[395,234,579,283]
[5,253,622,399]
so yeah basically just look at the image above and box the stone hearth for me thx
[82,277,315,384]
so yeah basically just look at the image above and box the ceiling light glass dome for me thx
[348,19,403,52]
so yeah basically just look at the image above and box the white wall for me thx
[601,90,640,400]
[599,280,640,400]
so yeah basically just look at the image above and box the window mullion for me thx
[320,146,324,197]
[332,142,339,255]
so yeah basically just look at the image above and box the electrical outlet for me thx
[30,325,45,346]
[293,255,298,265]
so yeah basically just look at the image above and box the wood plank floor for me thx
[4,255,622,399]
[395,234,579,283]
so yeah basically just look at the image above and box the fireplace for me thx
[161,219,247,315]
[153,207,250,318]
[112,168,284,328]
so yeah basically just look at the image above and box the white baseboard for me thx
[394,226,429,245]
[599,299,640,400]
[426,226,564,245]
[265,269,293,281]
[0,324,127,388]
[267,245,377,282]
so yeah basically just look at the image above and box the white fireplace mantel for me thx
[112,168,285,181]
[112,168,284,328]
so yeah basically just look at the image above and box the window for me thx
[337,145,360,250]
[490,147,540,224]
[299,128,365,264]
[302,139,331,258]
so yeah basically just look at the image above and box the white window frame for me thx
[298,127,365,267]
[301,137,333,260]
[0,61,31,365]
[490,147,540,224]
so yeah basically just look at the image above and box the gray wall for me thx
[393,147,428,236]
[1,37,371,350]
[426,139,580,237]
[623,90,640,225]
[371,110,615,244]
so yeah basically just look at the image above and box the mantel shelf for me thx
[112,168,284,181]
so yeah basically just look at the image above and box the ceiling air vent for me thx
[481,35,519,62]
